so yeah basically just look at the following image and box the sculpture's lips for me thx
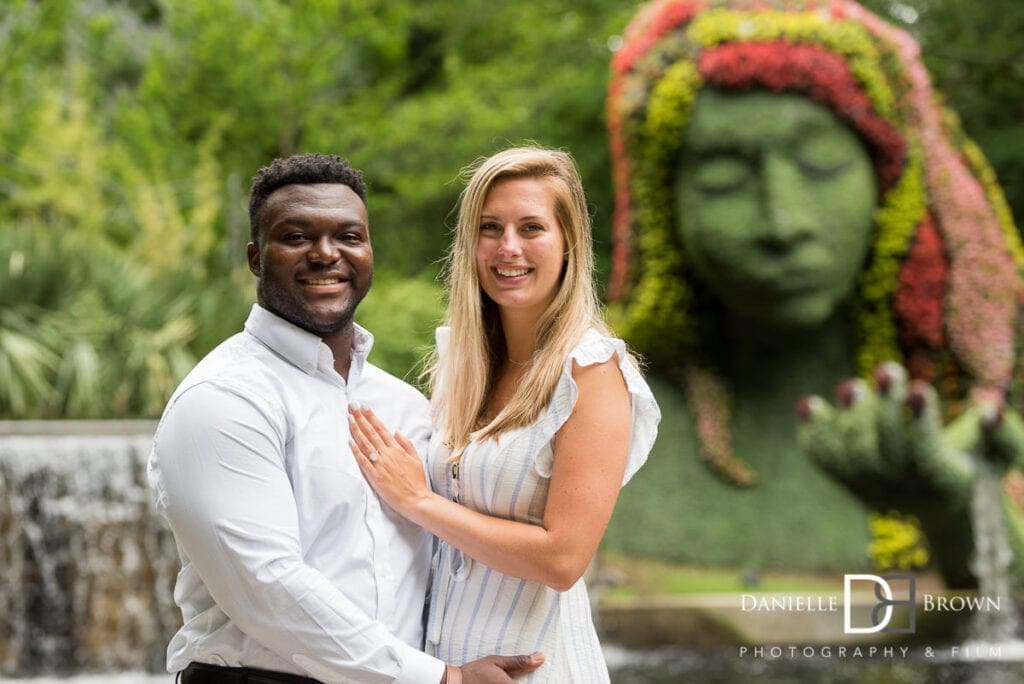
[742,251,833,294]
[775,278,821,293]
[737,271,825,298]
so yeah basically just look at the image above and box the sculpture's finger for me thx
[982,406,1024,468]
[874,362,908,470]
[833,378,884,479]
[907,381,973,500]
[797,395,844,473]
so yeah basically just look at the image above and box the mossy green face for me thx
[675,90,878,331]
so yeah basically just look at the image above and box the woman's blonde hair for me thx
[429,146,615,458]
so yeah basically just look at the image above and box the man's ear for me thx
[247,242,260,277]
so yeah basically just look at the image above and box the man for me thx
[148,153,543,683]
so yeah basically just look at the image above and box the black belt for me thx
[179,661,322,684]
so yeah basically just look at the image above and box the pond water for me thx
[605,644,1024,683]
[6,645,1023,683]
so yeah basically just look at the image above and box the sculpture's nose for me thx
[759,151,816,252]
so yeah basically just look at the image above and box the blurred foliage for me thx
[0,0,1020,417]
[860,0,1024,222]
[868,511,931,571]
[356,269,444,390]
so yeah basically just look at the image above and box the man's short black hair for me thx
[248,153,368,244]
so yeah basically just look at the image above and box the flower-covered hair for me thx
[606,0,1024,485]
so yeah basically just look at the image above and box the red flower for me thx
[612,0,702,76]
[894,214,947,351]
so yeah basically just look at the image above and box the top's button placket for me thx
[451,462,460,503]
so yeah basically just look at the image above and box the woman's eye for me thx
[480,222,501,233]
[690,155,752,194]
[523,223,544,233]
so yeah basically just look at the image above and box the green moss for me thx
[606,376,873,571]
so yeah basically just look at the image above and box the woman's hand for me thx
[349,405,432,516]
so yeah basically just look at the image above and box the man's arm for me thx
[153,382,444,684]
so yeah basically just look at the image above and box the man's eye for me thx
[340,233,362,243]
[283,233,306,242]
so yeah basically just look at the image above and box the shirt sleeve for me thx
[151,381,445,684]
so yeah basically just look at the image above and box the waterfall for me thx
[963,467,1024,657]
[0,422,179,676]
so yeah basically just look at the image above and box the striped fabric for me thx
[424,329,660,682]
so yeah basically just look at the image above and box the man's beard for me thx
[257,275,368,336]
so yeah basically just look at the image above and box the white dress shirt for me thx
[148,304,445,684]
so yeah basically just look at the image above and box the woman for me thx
[348,146,660,681]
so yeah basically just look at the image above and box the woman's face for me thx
[475,177,566,321]
[674,90,878,331]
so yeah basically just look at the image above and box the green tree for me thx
[862,0,1024,221]
[1,0,1020,418]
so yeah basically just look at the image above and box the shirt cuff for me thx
[396,647,446,684]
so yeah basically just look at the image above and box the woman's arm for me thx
[349,358,631,592]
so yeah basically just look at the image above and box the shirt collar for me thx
[244,304,374,378]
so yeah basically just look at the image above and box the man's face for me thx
[247,183,373,337]
[674,90,877,331]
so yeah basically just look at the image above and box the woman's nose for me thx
[498,228,522,257]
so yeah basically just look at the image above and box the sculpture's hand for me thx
[797,362,1024,585]
[798,362,1024,505]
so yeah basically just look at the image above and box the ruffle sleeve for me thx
[435,326,451,357]
[532,330,660,485]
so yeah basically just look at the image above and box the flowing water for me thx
[962,468,1024,661]
[0,422,178,676]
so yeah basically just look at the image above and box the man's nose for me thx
[308,235,341,263]
[759,152,816,250]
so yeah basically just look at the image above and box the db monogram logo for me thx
[843,574,916,634]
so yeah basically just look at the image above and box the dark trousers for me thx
[179,661,322,684]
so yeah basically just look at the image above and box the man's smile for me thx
[296,272,353,294]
